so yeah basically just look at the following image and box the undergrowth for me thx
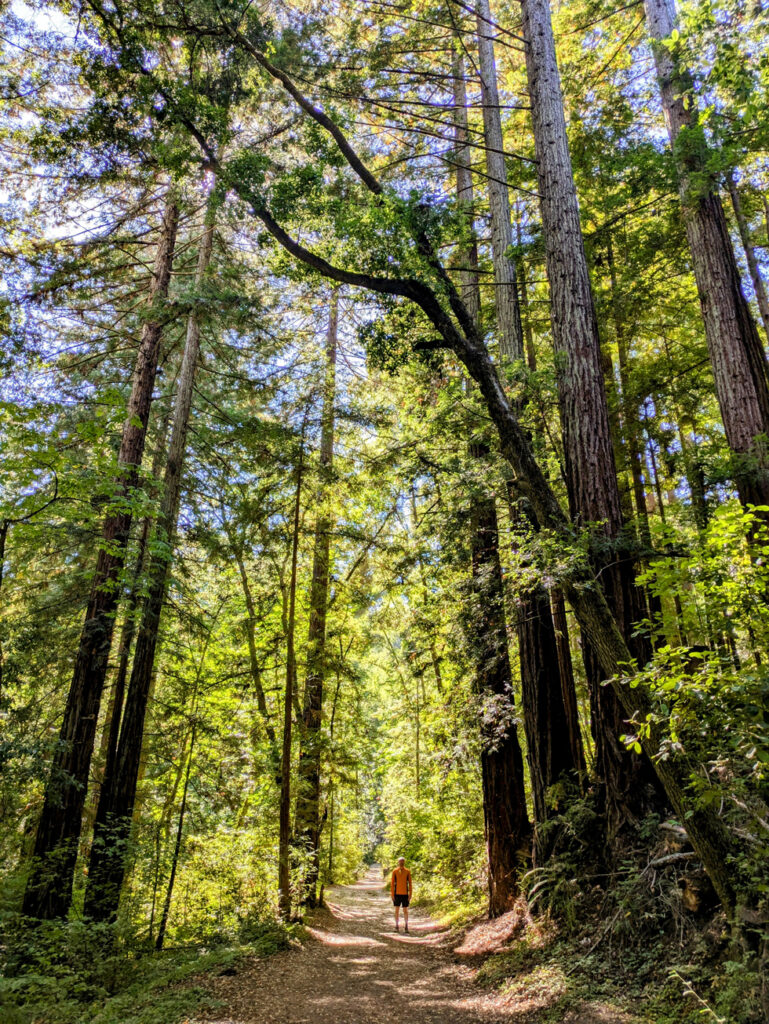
[0,913,292,1024]
[468,807,766,1023]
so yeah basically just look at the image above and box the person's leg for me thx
[404,906,409,932]
[394,903,400,930]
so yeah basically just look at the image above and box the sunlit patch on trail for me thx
[308,927,385,947]
[198,868,522,1022]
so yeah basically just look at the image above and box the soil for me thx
[196,867,637,1024]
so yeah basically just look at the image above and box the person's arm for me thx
[407,870,412,896]
[391,871,396,900]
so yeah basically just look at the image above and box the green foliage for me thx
[3,0,769,1018]
[0,913,288,1024]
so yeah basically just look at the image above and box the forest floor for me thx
[194,867,643,1024]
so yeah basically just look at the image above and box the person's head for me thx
[397,857,405,867]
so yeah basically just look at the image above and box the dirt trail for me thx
[198,865,517,1024]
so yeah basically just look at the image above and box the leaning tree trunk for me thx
[23,195,179,920]
[453,40,532,912]
[520,0,663,837]
[198,30,741,917]
[475,2,582,840]
[445,321,739,915]
[295,287,338,909]
[645,0,769,513]
[84,207,214,922]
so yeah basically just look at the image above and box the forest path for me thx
[198,865,524,1024]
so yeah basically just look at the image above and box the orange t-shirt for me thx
[391,866,412,897]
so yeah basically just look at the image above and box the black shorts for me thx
[393,893,410,907]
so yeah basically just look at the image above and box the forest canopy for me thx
[1,0,769,1020]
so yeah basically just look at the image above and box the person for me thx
[391,856,412,933]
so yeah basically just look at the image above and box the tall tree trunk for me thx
[278,427,306,919]
[470,490,531,915]
[84,206,214,922]
[88,395,175,837]
[453,39,531,912]
[645,0,769,513]
[325,667,343,884]
[475,4,581,840]
[83,516,151,846]
[520,0,662,837]
[451,44,481,325]
[727,173,769,345]
[475,0,523,360]
[295,287,338,909]
[515,210,538,372]
[517,581,575,844]
[549,588,586,777]
[23,195,179,920]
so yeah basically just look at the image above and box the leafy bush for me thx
[0,911,289,1024]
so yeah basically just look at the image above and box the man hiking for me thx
[391,856,412,933]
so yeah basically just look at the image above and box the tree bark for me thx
[644,0,769,513]
[549,588,586,778]
[520,0,662,837]
[454,40,532,910]
[470,491,531,915]
[89,398,175,835]
[295,288,338,909]
[517,580,574,839]
[23,195,179,920]
[83,205,214,922]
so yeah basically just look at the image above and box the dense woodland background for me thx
[2,0,769,1020]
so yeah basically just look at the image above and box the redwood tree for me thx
[23,195,179,920]
[84,203,214,922]
[519,0,662,836]
[109,2,740,915]
[294,288,338,909]
[452,38,532,912]
[644,0,769,513]
[472,1,581,844]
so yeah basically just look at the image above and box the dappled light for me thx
[2,0,768,1020]
[201,867,517,1023]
